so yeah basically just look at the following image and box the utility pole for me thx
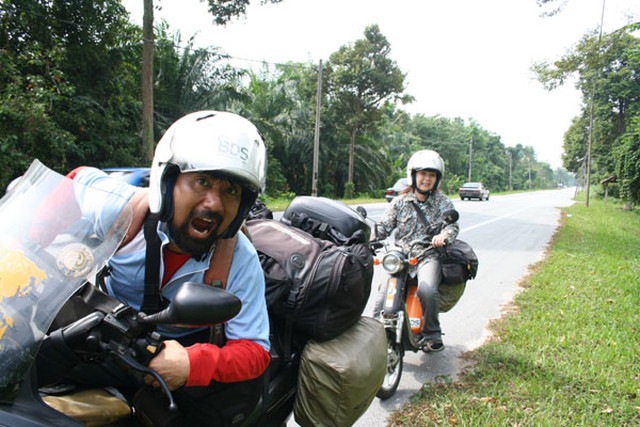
[311,60,322,197]
[507,150,512,191]
[142,0,154,161]
[585,0,606,207]
[467,135,473,181]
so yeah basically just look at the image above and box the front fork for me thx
[378,276,423,351]
[379,276,405,345]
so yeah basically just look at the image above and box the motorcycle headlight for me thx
[381,253,403,274]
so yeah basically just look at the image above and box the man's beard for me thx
[167,210,224,258]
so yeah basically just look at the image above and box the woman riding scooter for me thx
[374,150,459,352]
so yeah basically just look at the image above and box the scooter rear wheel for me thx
[376,339,403,399]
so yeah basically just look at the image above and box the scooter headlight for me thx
[381,253,403,274]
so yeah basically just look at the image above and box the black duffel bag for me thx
[438,239,479,285]
[246,219,373,342]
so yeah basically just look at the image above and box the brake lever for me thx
[369,240,385,251]
[111,349,178,412]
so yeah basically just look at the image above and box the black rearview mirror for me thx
[139,282,241,326]
[442,209,459,224]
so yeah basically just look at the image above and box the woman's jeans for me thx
[416,259,442,340]
[373,259,442,340]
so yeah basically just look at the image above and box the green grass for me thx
[387,199,640,426]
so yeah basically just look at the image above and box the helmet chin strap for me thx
[414,186,433,197]
[159,166,180,222]
[220,189,257,239]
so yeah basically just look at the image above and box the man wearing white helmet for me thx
[69,111,270,425]
[374,149,459,352]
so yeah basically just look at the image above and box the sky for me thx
[123,0,639,169]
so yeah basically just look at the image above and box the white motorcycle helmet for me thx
[149,110,266,238]
[406,149,445,195]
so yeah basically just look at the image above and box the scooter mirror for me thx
[442,209,459,224]
[356,206,368,219]
[139,282,241,325]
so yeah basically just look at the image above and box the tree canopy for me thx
[533,25,640,204]
[0,0,142,186]
[324,24,410,196]
[0,0,579,200]
[203,0,283,25]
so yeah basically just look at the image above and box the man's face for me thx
[415,170,438,192]
[167,172,242,256]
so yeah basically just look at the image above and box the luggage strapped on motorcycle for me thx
[245,218,373,351]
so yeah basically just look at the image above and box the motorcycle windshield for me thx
[0,160,132,398]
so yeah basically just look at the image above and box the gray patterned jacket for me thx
[375,190,459,258]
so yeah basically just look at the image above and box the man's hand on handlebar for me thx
[146,340,190,391]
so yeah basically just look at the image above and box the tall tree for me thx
[152,22,246,132]
[324,25,410,196]
[617,117,640,205]
[142,0,154,160]
[234,64,316,196]
[140,0,284,157]
[533,28,640,193]
[203,0,282,24]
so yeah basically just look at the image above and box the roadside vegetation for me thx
[387,197,640,426]
[1,2,638,204]
[3,0,607,203]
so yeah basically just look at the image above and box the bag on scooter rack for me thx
[281,195,371,245]
[294,316,387,427]
[438,239,479,285]
[247,199,273,220]
[245,219,374,342]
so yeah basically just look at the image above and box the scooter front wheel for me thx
[376,338,403,399]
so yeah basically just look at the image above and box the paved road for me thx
[288,187,576,426]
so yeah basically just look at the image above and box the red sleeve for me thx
[66,166,88,179]
[185,339,270,386]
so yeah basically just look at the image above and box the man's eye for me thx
[226,186,239,196]
[195,177,209,187]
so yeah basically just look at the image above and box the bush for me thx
[344,182,355,199]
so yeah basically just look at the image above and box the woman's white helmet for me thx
[149,111,266,238]
[406,149,445,192]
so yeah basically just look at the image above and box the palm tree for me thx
[152,22,246,136]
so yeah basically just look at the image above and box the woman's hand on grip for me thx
[431,233,447,248]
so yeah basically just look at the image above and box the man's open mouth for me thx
[190,216,216,237]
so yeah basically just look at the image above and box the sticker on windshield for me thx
[0,248,47,343]
[56,243,94,278]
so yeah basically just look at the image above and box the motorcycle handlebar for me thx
[369,240,385,251]
[60,311,106,348]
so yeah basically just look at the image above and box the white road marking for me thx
[460,206,530,234]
